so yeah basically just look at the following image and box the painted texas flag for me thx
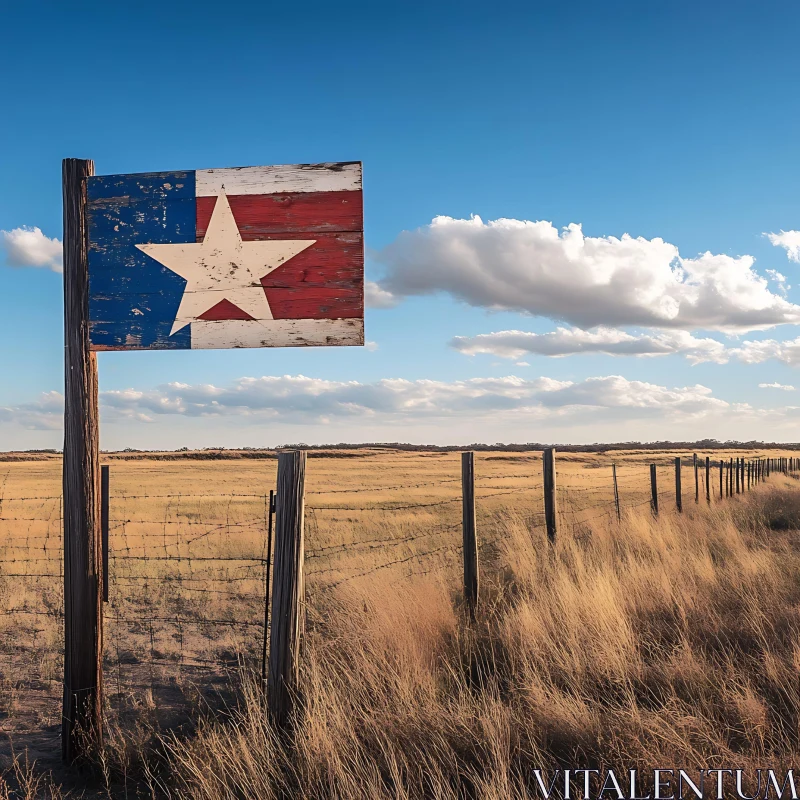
[87,162,363,350]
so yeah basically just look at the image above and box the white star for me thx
[136,192,315,335]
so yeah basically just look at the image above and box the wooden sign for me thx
[86,162,363,350]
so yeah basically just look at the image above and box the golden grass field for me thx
[1,447,800,798]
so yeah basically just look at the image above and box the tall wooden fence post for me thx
[650,464,659,517]
[62,157,102,764]
[705,456,711,503]
[461,452,479,618]
[719,460,723,499]
[268,450,306,731]
[675,457,682,513]
[693,453,699,503]
[612,463,621,522]
[543,448,557,543]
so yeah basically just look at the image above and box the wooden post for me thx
[268,450,306,730]
[747,461,751,491]
[650,464,658,517]
[62,158,102,764]
[735,458,740,494]
[612,463,621,522]
[693,453,699,503]
[729,458,734,496]
[705,456,711,503]
[543,448,557,543]
[719,459,723,499]
[461,452,479,618]
[101,466,109,604]
[675,456,682,513]
[261,489,275,686]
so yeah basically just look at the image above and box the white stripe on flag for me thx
[190,318,364,349]
[196,162,361,197]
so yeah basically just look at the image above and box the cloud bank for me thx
[1,373,733,432]
[759,383,795,391]
[376,216,800,332]
[1,227,62,272]
[451,327,728,365]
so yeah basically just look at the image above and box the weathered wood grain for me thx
[62,158,103,763]
[196,162,361,196]
[92,317,363,351]
[87,163,364,351]
[268,450,306,730]
[196,191,363,236]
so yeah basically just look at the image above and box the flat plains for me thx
[0,447,795,785]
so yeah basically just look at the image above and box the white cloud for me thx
[0,391,64,430]
[365,340,379,351]
[730,337,800,366]
[766,269,790,297]
[766,230,800,263]
[1,227,62,272]
[451,327,728,365]
[453,326,800,370]
[0,374,732,433]
[376,216,800,332]
[759,382,795,391]
[364,280,399,309]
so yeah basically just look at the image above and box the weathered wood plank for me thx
[197,162,361,196]
[87,163,364,352]
[196,191,363,236]
[91,318,364,351]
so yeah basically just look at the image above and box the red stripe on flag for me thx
[196,199,363,321]
[196,191,362,236]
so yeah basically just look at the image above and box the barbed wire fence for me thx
[0,451,792,747]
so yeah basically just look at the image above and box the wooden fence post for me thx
[543,448,557,543]
[461,452,479,618]
[705,456,711,503]
[268,450,306,730]
[612,463,621,522]
[650,464,659,517]
[719,459,723,499]
[62,157,102,764]
[101,466,109,604]
[675,457,682,513]
[693,453,699,503]
[735,458,740,494]
[261,489,275,687]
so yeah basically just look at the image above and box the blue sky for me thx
[3,0,800,448]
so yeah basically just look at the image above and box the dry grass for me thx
[0,448,798,797]
[165,478,800,799]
